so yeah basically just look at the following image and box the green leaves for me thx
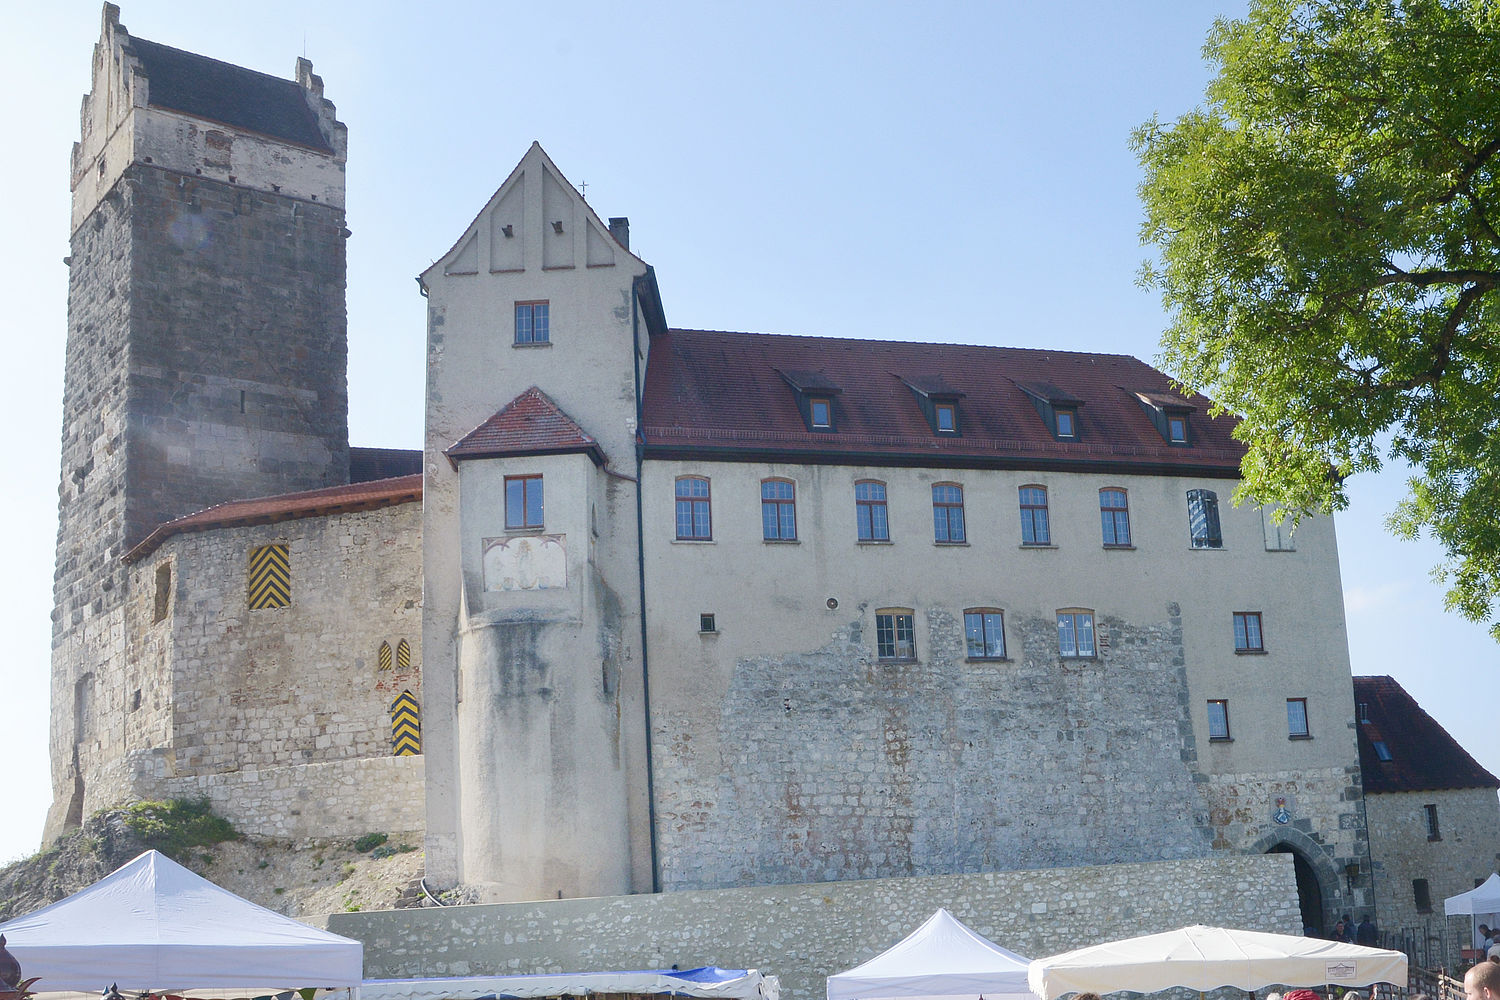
[1138,0,1500,637]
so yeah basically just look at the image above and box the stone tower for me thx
[47,4,349,839]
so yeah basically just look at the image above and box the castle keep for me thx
[50,6,1497,952]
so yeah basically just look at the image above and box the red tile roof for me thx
[640,330,1247,473]
[1353,675,1498,793]
[123,474,422,564]
[446,386,605,465]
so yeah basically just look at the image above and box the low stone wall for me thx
[336,854,1298,1000]
[156,755,425,841]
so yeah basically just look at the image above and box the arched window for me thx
[675,476,712,540]
[378,641,393,671]
[761,478,797,540]
[1099,488,1131,547]
[396,638,411,670]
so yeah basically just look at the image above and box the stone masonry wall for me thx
[337,854,1299,1000]
[50,171,142,838]
[1367,787,1500,939]
[154,503,423,777]
[653,606,1213,891]
[124,163,349,547]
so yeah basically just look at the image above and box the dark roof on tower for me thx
[351,447,424,482]
[447,386,605,465]
[640,329,1246,474]
[126,36,333,152]
[1353,675,1499,793]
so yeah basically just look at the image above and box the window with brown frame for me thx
[1233,611,1264,652]
[1056,609,1094,657]
[1020,486,1050,545]
[504,474,544,529]
[856,480,889,541]
[809,397,832,429]
[875,608,915,660]
[1207,699,1231,740]
[761,478,797,541]
[1100,488,1131,547]
[1055,407,1078,438]
[964,609,1006,660]
[932,483,966,543]
[675,476,712,540]
[1287,697,1310,738]
[934,402,957,433]
[514,300,550,344]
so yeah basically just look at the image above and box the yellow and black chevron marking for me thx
[390,690,421,756]
[247,544,290,610]
[378,641,392,671]
[396,638,411,670]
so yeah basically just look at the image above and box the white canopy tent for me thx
[1445,874,1500,955]
[0,849,363,992]
[364,967,777,1000]
[1026,925,1407,1000]
[827,908,1036,1000]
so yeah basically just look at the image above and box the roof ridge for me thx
[664,327,1149,362]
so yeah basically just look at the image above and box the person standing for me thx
[1356,915,1377,946]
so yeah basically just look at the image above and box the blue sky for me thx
[0,1,1492,865]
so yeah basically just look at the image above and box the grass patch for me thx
[123,799,238,859]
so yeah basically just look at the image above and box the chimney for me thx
[608,217,630,250]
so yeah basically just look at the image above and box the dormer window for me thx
[1134,390,1195,446]
[1018,382,1084,441]
[777,369,841,432]
[898,375,965,437]
[809,397,832,429]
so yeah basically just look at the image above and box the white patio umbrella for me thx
[1027,925,1407,1000]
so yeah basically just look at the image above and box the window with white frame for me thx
[1056,609,1094,657]
[875,609,915,661]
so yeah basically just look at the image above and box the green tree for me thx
[1135,0,1500,636]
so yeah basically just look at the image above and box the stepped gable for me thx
[640,329,1247,473]
[1354,675,1499,793]
[124,474,422,563]
[126,36,332,151]
[446,386,605,464]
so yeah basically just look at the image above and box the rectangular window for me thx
[1100,489,1131,547]
[247,544,291,610]
[964,610,1006,660]
[856,481,889,541]
[935,402,957,433]
[515,301,550,344]
[699,613,717,633]
[1057,610,1095,657]
[809,398,832,428]
[1187,489,1223,548]
[1055,408,1077,438]
[1262,505,1297,551]
[1372,740,1392,761]
[153,563,172,623]
[1413,878,1433,913]
[1168,415,1187,443]
[1424,803,1441,841]
[504,474,544,529]
[932,483,966,543]
[1287,698,1310,738]
[761,479,797,540]
[875,610,915,660]
[1233,612,1264,652]
[1020,486,1051,545]
[675,476,712,540]
[1207,699,1231,740]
